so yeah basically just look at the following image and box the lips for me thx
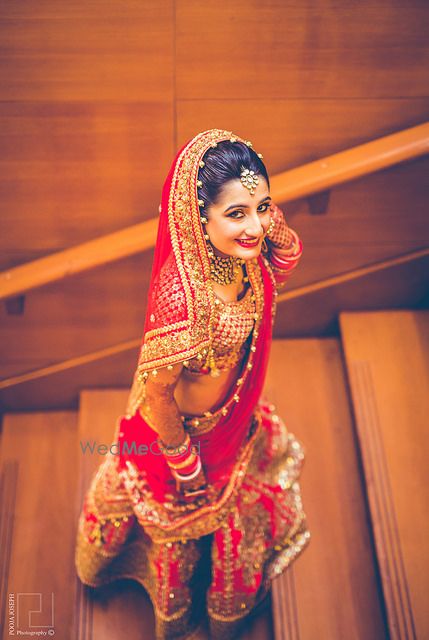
[235,238,260,248]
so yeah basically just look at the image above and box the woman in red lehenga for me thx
[75,128,311,639]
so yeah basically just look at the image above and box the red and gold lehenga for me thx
[75,129,311,640]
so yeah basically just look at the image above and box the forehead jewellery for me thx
[240,168,259,195]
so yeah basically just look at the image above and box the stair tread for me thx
[340,310,429,640]
[0,410,78,639]
[78,336,387,639]
[266,338,387,640]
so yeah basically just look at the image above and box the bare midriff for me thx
[173,361,242,417]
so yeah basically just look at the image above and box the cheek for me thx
[261,213,271,232]
[210,219,238,240]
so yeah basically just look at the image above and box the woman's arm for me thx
[142,362,186,447]
[141,363,207,497]
[266,204,303,288]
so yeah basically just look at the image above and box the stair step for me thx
[340,310,429,640]
[0,410,78,640]
[266,338,387,639]
[76,389,154,640]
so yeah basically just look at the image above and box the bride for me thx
[75,128,310,640]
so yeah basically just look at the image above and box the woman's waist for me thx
[173,363,242,428]
[138,384,260,439]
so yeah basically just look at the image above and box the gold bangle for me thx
[167,452,198,470]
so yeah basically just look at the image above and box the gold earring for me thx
[266,216,275,236]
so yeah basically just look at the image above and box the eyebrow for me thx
[224,195,271,213]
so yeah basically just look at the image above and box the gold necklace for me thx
[201,215,244,285]
[209,252,243,285]
[206,239,244,285]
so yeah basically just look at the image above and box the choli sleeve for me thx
[265,203,303,289]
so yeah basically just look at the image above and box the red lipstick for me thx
[235,238,260,248]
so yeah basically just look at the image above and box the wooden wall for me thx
[1,1,428,395]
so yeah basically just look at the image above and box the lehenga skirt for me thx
[75,397,311,640]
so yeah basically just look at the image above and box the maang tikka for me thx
[240,168,259,195]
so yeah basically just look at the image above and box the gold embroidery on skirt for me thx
[75,401,311,640]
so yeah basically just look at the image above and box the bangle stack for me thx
[270,229,303,272]
[159,433,203,483]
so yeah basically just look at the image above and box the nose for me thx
[244,212,264,238]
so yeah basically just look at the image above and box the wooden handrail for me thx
[270,121,429,201]
[0,217,159,301]
[1,246,427,390]
[0,338,140,390]
[1,122,428,301]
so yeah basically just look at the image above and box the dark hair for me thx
[197,140,269,214]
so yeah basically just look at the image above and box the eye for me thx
[227,202,271,219]
[227,210,245,219]
[258,203,271,213]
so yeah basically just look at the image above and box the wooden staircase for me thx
[339,311,429,640]
[1,310,428,639]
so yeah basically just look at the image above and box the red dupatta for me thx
[117,129,278,537]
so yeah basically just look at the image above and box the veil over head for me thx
[125,128,276,417]
[138,128,260,375]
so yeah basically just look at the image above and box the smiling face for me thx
[204,176,272,261]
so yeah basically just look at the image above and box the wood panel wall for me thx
[1,0,428,392]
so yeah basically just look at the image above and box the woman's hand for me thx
[176,465,208,503]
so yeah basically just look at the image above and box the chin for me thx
[233,244,261,260]
[237,249,260,261]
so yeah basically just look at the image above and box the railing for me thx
[1,245,428,391]
[1,122,428,301]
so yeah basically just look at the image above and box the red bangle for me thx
[171,455,200,477]
[164,448,192,464]
[166,450,197,470]
[270,254,299,269]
